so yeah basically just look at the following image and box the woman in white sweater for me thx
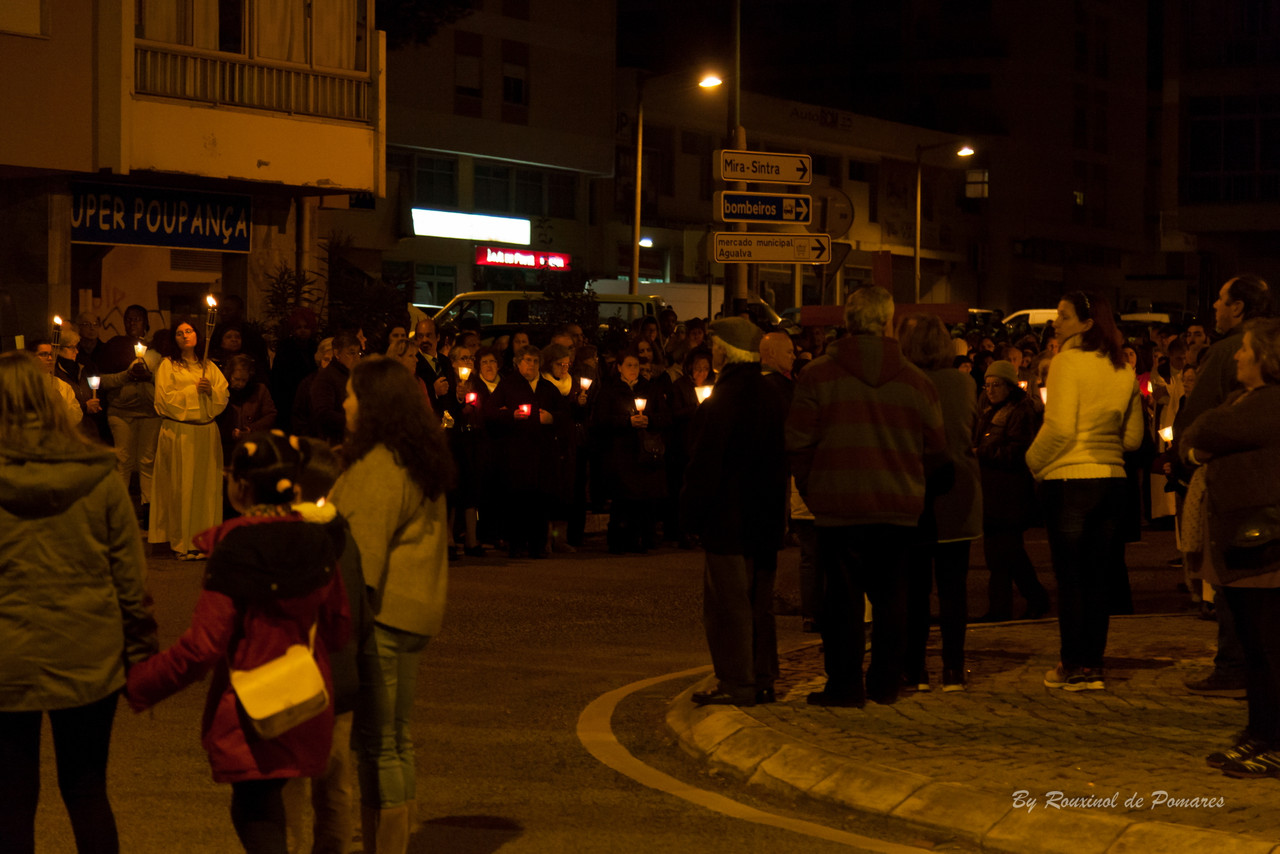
[1027,292,1144,691]
[330,356,454,853]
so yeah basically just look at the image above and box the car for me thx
[1003,308,1058,332]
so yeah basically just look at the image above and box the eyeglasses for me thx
[983,380,1007,389]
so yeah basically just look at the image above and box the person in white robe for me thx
[151,319,229,560]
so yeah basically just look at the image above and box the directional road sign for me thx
[712,232,831,264]
[717,150,812,185]
[715,191,812,225]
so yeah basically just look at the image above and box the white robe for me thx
[150,357,229,554]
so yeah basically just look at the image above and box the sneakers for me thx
[942,667,967,692]
[1208,733,1269,769]
[1185,672,1247,698]
[1221,749,1280,779]
[1043,664,1105,691]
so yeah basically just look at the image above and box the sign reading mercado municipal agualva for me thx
[70,182,252,253]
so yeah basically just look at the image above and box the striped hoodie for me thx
[786,333,947,527]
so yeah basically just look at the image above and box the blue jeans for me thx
[356,624,429,809]
[1042,478,1125,670]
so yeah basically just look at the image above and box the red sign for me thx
[475,246,571,270]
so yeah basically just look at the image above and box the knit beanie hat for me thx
[709,317,763,353]
[985,359,1019,386]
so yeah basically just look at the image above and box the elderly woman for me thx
[289,336,333,439]
[897,313,983,692]
[1028,292,1143,691]
[974,359,1050,622]
[1183,318,1280,778]
[540,343,588,553]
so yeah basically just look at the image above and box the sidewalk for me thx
[667,613,1280,853]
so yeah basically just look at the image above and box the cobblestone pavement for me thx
[670,609,1280,851]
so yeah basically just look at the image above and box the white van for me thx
[1003,308,1057,332]
[433,290,665,329]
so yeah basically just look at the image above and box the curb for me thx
[666,675,1280,853]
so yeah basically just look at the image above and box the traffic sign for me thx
[712,232,831,264]
[715,191,812,225]
[717,150,812,185]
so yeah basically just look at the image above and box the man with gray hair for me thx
[682,317,789,706]
[786,286,948,707]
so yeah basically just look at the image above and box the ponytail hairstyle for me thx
[1061,290,1125,369]
[228,431,303,506]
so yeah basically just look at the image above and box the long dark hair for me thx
[167,317,206,365]
[1061,291,1124,369]
[345,356,455,500]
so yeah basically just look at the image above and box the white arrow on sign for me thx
[717,150,812,185]
[712,232,831,264]
[715,191,812,225]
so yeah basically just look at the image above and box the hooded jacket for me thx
[786,334,947,527]
[126,514,350,783]
[0,429,157,711]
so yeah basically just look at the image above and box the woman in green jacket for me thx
[0,350,158,853]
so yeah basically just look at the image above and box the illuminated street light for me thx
[631,73,722,294]
[915,142,975,303]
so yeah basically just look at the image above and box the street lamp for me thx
[914,141,974,303]
[630,73,723,295]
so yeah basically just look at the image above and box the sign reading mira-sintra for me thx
[712,233,830,264]
[715,191,812,225]
[717,150,812,185]
[70,183,252,253]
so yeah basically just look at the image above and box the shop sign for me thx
[474,246,571,271]
[70,182,252,253]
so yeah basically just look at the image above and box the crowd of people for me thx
[4,274,1280,852]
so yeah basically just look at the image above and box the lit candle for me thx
[87,375,100,398]
[695,385,712,404]
[634,398,647,413]
[1018,380,1028,390]
[466,391,478,405]
[517,403,532,418]
[1159,426,1173,443]
[1040,387,1048,404]
[134,342,147,359]
[52,315,63,346]
[201,294,218,376]
[457,365,472,381]
[580,376,593,391]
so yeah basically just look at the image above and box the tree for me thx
[377,0,477,50]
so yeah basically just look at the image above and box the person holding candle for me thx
[443,346,484,559]
[28,338,84,426]
[99,305,162,528]
[540,343,587,554]
[483,346,564,559]
[151,318,230,561]
[666,347,715,549]
[593,347,670,554]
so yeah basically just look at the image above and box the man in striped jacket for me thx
[786,286,948,708]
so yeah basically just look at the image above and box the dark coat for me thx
[975,388,1041,530]
[269,336,318,433]
[680,361,788,555]
[484,374,564,494]
[1182,385,1280,585]
[126,515,350,783]
[308,360,350,444]
[592,374,670,501]
[415,351,453,417]
[218,382,277,454]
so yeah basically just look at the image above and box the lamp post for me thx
[914,142,974,303]
[630,73,723,295]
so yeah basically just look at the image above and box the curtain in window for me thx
[312,0,358,69]
[138,0,189,44]
[193,0,218,49]
[258,0,305,62]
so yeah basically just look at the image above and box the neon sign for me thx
[474,246,571,270]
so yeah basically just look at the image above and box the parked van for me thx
[433,290,665,329]
[589,279,786,328]
[1003,308,1058,332]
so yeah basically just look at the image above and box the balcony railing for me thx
[135,45,373,123]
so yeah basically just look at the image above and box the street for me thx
[33,525,1190,852]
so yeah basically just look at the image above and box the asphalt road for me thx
[31,524,1189,852]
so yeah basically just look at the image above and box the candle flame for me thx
[206,294,218,308]
[87,376,100,390]
[134,342,147,358]
[53,315,63,326]
[1040,387,1048,404]
[634,397,647,413]
[458,366,472,381]
[1159,426,1174,443]
[580,377,593,391]
[695,385,712,403]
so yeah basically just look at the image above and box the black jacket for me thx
[680,361,788,555]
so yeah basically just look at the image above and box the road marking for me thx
[576,665,930,852]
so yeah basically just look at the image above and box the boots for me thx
[361,804,409,854]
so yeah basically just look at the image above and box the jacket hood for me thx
[829,334,910,388]
[202,515,342,602]
[0,429,118,516]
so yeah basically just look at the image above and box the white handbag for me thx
[229,622,329,739]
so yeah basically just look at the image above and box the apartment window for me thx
[1,0,46,35]
[502,0,529,19]
[475,165,512,212]
[455,29,483,103]
[965,169,989,199]
[503,64,528,105]
[415,157,458,208]
[547,173,576,219]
